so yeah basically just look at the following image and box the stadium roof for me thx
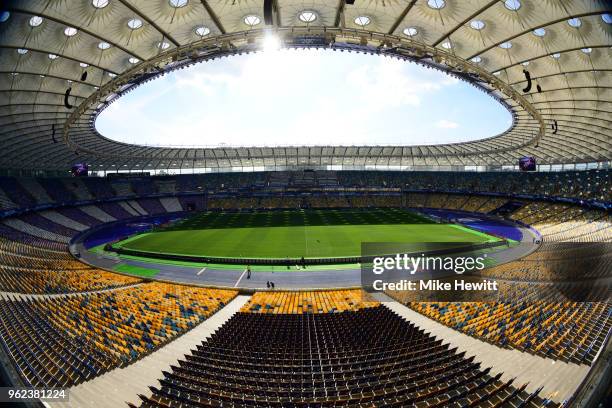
[0,0,610,172]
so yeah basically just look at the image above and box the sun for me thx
[263,32,281,52]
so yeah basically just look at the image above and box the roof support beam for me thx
[0,46,119,76]
[536,107,612,116]
[334,0,345,28]
[493,45,610,72]
[117,0,180,46]
[466,11,607,60]
[199,0,226,34]
[387,0,417,35]
[0,116,70,127]
[273,0,282,27]
[0,89,88,101]
[0,71,99,87]
[5,7,146,61]
[0,127,80,143]
[531,99,611,105]
[0,111,68,120]
[431,0,498,46]
[508,69,612,86]
[0,103,63,110]
[541,113,611,125]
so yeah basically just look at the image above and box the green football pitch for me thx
[114,208,499,259]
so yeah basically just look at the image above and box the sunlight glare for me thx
[263,33,281,52]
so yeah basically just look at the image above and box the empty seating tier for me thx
[0,223,67,251]
[242,290,379,314]
[0,283,237,388]
[479,243,611,281]
[0,233,141,294]
[0,236,71,260]
[0,266,140,294]
[406,193,510,214]
[393,296,611,365]
[138,306,555,407]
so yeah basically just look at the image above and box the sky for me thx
[96,48,511,148]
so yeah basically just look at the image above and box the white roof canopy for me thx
[0,0,609,171]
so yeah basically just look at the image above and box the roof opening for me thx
[96,49,511,148]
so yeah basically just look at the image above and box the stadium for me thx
[0,0,610,407]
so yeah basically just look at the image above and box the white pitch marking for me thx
[196,267,207,276]
[234,269,248,287]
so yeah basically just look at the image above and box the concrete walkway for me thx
[47,295,250,408]
[375,293,590,403]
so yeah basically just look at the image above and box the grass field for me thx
[115,208,499,259]
[114,264,159,277]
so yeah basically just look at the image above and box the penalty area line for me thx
[234,268,248,287]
